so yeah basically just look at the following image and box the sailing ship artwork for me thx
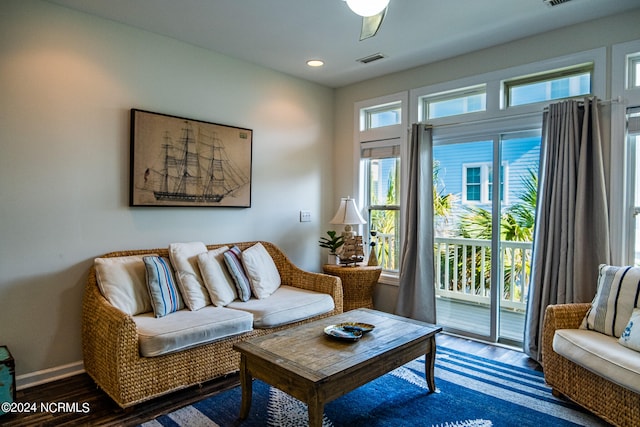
[130,109,252,207]
[337,236,365,266]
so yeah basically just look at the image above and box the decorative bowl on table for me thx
[323,322,375,341]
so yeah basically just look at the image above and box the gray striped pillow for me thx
[223,246,252,302]
[581,264,640,337]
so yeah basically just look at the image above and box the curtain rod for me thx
[542,95,624,112]
[417,96,624,130]
[416,110,541,129]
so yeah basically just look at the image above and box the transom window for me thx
[504,64,593,107]
[363,102,401,130]
[422,85,486,120]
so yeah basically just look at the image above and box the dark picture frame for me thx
[130,109,252,207]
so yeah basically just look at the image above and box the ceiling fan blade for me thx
[360,8,386,41]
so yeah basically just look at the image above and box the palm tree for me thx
[460,169,537,241]
[457,169,538,298]
[434,161,457,218]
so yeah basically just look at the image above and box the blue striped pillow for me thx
[223,246,252,302]
[143,256,184,317]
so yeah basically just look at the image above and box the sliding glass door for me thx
[432,130,540,345]
[434,139,494,338]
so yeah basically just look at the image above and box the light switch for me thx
[300,210,311,222]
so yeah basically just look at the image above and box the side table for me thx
[322,264,382,311]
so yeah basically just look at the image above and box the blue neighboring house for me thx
[433,136,540,213]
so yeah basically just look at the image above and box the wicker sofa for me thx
[82,241,343,408]
[542,303,640,427]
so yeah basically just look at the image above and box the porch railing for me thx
[373,233,532,312]
[435,237,532,311]
[372,233,398,271]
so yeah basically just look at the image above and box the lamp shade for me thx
[329,197,367,225]
[346,0,389,17]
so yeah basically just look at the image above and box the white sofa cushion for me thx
[553,328,640,394]
[197,246,237,307]
[169,242,211,310]
[581,264,640,337]
[95,255,155,315]
[242,242,281,299]
[227,285,334,328]
[133,306,253,357]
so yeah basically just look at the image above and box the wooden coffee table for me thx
[233,308,442,427]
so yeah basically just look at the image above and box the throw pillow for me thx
[197,246,238,306]
[580,264,640,337]
[143,256,184,317]
[242,242,281,299]
[619,308,640,352]
[168,242,211,310]
[94,255,154,315]
[223,246,252,302]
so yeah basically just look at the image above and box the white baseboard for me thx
[16,360,85,390]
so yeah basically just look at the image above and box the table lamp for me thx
[329,197,366,239]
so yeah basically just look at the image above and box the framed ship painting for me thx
[130,109,252,207]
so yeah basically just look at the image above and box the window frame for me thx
[611,39,640,264]
[422,84,487,120]
[364,102,402,130]
[628,53,640,89]
[411,48,606,127]
[353,48,608,283]
[362,154,401,272]
[503,63,594,108]
[355,92,408,283]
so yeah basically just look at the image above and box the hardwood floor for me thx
[1,333,540,426]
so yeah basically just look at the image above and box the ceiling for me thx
[47,0,640,88]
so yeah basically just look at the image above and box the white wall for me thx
[0,0,334,382]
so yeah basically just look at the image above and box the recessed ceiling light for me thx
[307,59,324,67]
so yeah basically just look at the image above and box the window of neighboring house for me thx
[465,166,482,201]
[463,163,507,204]
[504,63,593,107]
[422,85,486,120]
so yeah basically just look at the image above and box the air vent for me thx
[357,53,385,64]
[543,0,573,6]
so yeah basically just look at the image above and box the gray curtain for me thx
[524,98,610,361]
[395,124,436,323]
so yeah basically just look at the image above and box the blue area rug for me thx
[140,345,608,427]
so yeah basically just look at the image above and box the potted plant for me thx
[319,230,344,264]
